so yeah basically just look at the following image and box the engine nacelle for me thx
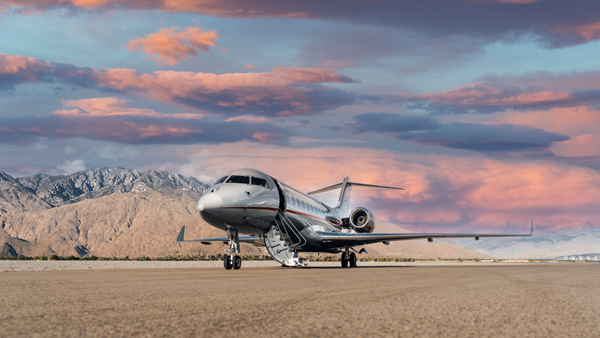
[349,207,375,233]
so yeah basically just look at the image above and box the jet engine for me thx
[349,207,375,233]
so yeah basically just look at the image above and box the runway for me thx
[1,265,598,337]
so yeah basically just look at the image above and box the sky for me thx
[2,0,600,234]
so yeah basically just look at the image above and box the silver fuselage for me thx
[198,169,344,252]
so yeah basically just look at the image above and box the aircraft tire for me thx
[233,255,242,270]
[350,252,357,267]
[224,255,233,270]
[341,255,348,268]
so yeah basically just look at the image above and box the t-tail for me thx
[307,177,404,217]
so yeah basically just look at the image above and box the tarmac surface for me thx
[1,264,599,337]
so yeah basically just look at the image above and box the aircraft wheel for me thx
[224,255,232,270]
[350,252,358,267]
[341,255,348,268]
[233,255,242,270]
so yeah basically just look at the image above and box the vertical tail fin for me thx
[337,176,352,217]
[308,178,403,217]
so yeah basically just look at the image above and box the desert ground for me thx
[1,264,598,337]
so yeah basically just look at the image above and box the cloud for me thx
[4,0,600,47]
[33,142,48,150]
[244,64,259,69]
[0,114,291,145]
[0,54,358,117]
[89,145,140,159]
[57,159,85,174]
[64,145,74,153]
[551,134,600,157]
[57,97,203,119]
[0,98,292,145]
[320,61,357,68]
[126,26,219,65]
[348,113,440,133]
[177,142,600,232]
[225,115,268,123]
[402,71,600,115]
[397,122,569,153]
[348,113,569,153]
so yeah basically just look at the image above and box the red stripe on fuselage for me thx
[214,206,342,226]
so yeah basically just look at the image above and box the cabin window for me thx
[214,176,228,184]
[251,177,269,188]
[226,175,250,184]
[302,201,307,210]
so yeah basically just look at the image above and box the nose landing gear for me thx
[224,228,243,270]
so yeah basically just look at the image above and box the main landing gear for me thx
[341,247,358,268]
[224,254,242,270]
[224,228,242,270]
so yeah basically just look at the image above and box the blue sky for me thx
[2,0,600,233]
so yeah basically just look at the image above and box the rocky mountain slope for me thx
[1,167,487,259]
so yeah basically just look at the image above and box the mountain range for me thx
[456,228,600,259]
[1,167,487,259]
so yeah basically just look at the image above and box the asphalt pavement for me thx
[1,264,598,337]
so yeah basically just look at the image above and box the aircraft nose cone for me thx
[198,193,223,212]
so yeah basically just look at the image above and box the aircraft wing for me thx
[176,226,263,246]
[319,219,534,247]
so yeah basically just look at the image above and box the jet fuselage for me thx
[198,168,344,252]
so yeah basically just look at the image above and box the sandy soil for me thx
[1,265,598,337]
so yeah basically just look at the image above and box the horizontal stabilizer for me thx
[308,181,404,195]
[176,226,186,242]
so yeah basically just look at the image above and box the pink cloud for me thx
[126,26,219,65]
[403,70,600,115]
[0,54,358,116]
[244,64,260,69]
[0,96,291,145]
[495,107,600,135]
[552,134,600,157]
[225,116,268,123]
[412,83,573,110]
[55,97,203,119]
[179,142,600,232]
[552,22,600,43]
[273,66,355,83]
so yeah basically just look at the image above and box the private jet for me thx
[176,168,532,269]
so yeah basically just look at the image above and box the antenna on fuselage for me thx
[307,177,404,217]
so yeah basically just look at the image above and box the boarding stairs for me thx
[264,211,306,267]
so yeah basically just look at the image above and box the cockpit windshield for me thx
[226,175,250,184]
[214,176,228,184]
[251,177,269,188]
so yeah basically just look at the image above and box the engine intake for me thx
[349,207,375,233]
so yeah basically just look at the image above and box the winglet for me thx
[176,226,185,242]
[530,218,534,236]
